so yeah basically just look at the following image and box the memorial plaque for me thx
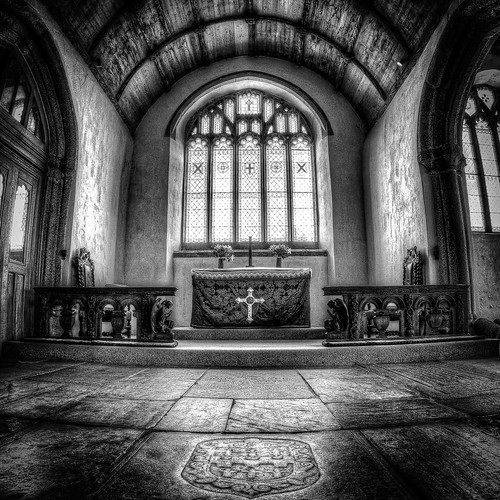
[181,437,320,498]
[185,370,314,399]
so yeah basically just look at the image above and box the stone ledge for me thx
[2,338,498,368]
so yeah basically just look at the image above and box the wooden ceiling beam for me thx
[115,14,388,102]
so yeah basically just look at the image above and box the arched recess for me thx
[418,0,500,308]
[125,58,367,326]
[0,2,77,338]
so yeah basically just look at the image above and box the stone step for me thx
[172,326,325,341]
[3,337,498,368]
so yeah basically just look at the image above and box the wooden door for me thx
[0,157,40,340]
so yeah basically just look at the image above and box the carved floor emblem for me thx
[182,437,320,498]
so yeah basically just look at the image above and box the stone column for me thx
[418,145,473,322]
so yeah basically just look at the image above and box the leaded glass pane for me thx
[465,97,477,116]
[276,113,286,133]
[0,58,18,112]
[238,135,261,241]
[266,137,288,241]
[462,122,486,231]
[212,137,234,242]
[289,113,298,133]
[264,98,273,122]
[251,119,261,134]
[225,99,235,122]
[185,138,208,243]
[476,119,498,177]
[291,136,315,241]
[238,91,260,115]
[12,76,28,123]
[238,120,247,135]
[10,183,29,260]
[201,114,210,134]
[213,114,222,134]
[476,86,496,110]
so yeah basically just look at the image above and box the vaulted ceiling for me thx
[42,0,453,131]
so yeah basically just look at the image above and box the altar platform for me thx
[3,335,497,368]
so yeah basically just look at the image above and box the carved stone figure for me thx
[324,298,349,341]
[151,297,174,341]
[403,246,424,285]
[70,302,83,337]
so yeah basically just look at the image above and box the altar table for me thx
[191,267,311,328]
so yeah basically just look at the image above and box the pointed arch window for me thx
[0,48,45,142]
[462,85,500,232]
[183,90,318,247]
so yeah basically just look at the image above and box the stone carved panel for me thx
[34,286,176,344]
[181,437,320,498]
[323,285,469,341]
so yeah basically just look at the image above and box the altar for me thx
[191,267,311,328]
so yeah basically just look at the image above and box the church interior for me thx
[1,0,500,498]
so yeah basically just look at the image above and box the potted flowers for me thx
[212,244,234,268]
[269,244,291,267]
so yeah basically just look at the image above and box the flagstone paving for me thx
[0,357,499,499]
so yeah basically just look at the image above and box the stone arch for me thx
[0,0,78,286]
[418,0,500,316]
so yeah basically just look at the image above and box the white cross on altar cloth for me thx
[236,287,265,323]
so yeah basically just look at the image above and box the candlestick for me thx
[247,235,254,267]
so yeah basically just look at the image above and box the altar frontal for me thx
[191,268,311,328]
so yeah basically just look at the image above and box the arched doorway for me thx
[0,6,77,341]
[418,0,500,320]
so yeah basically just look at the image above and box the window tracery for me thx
[0,48,45,142]
[184,90,317,247]
[462,85,500,232]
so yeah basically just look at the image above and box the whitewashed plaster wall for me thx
[361,7,457,285]
[125,57,366,326]
[34,1,134,286]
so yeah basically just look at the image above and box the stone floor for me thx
[1,357,500,499]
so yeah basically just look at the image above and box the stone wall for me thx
[472,233,500,320]
[35,2,134,286]
[363,64,432,285]
[362,7,458,286]
[125,57,367,326]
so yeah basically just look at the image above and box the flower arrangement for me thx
[212,244,234,261]
[269,244,292,259]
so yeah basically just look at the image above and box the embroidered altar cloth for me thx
[191,267,311,328]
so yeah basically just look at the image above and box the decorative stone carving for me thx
[323,298,349,344]
[34,286,177,343]
[323,285,469,341]
[75,247,95,287]
[150,297,176,344]
[403,246,424,285]
[181,437,320,498]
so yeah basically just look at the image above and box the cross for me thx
[236,287,265,323]
[246,98,253,111]
[192,163,203,174]
[246,163,255,175]
[297,162,307,173]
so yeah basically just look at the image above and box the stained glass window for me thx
[462,85,500,232]
[185,138,209,243]
[0,49,45,142]
[184,90,317,246]
[10,183,29,261]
